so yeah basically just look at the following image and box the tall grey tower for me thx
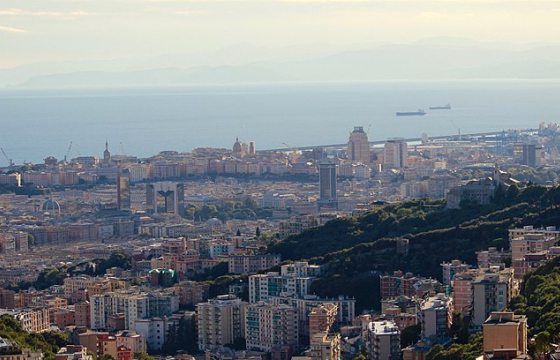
[318,159,338,211]
[117,170,131,211]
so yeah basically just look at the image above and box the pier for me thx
[265,128,539,152]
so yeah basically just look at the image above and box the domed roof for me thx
[233,137,243,152]
[42,199,61,212]
[206,218,224,227]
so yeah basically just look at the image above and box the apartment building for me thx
[451,269,478,312]
[172,281,210,308]
[476,247,509,269]
[380,271,420,299]
[197,295,248,351]
[228,254,281,275]
[510,232,556,279]
[90,291,179,331]
[248,273,314,303]
[269,295,355,345]
[308,303,338,339]
[279,216,318,240]
[508,225,560,243]
[306,332,341,360]
[366,321,401,360]
[441,260,471,286]
[245,303,299,353]
[472,267,518,328]
[482,312,528,359]
[418,294,453,338]
[281,262,321,278]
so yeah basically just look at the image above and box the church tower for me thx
[103,141,111,164]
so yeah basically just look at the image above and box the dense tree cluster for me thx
[509,255,560,354]
[0,314,69,360]
[184,198,273,221]
[10,253,131,291]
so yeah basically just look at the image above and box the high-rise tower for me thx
[318,159,337,211]
[383,139,408,169]
[116,170,131,211]
[347,126,371,164]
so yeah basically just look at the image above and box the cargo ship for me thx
[396,109,426,116]
[429,103,451,110]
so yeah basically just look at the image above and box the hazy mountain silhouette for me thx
[7,39,560,88]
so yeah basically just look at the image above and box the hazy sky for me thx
[1,0,560,68]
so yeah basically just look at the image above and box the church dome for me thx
[206,218,224,228]
[233,137,243,153]
[42,199,61,212]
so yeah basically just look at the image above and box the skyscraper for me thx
[522,143,537,167]
[116,171,131,211]
[146,182,185,216]
[347,126,371,164]
[318,159,337,211]
[248,141,256,156]
[383,139,408,169]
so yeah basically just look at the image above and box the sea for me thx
[1,80,560,165]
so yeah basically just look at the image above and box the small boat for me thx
[396,109,426,116]
[429,104,451,110]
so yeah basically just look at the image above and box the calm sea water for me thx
[1,80,560,165]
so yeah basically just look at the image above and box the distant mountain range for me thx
[4,38,560,88]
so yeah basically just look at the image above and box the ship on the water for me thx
[396,109,426,116]
[429,103,451,110]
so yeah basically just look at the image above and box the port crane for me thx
[0,148,13,167]
[282,142,300,163]
[64,141,73,162]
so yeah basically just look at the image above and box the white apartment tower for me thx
[384,139,408,169]
[245,303,299,352]
[197,295,248,351]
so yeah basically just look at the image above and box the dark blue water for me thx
[1,80,559,164]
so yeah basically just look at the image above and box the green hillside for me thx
[0,315,68,360]
[269,185,560,312]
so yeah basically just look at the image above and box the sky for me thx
[1,0,560,68]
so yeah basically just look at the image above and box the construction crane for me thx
[64,141,73,162]
[0,148,13,167]
[450,119,461,141]
[282,142,300,163]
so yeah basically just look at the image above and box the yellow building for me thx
[483,312,527,355]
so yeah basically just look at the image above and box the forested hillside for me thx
[269,185,560,312]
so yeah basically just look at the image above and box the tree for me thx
[255,227,261,237]
[236,229,241,236]
[27,234,35,248]
[400,324,421,348]
[134,352,155,360]
[426,344,444,360]
[161,316,197,355]
[532,331,551,359]
[506,184,520,203]
[244,197,258,210]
